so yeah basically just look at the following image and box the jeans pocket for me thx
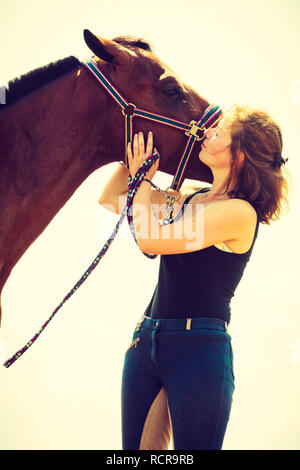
[125,337,140,353]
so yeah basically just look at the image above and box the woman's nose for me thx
[204,128,213,139]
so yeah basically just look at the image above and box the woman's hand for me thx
[127,131,160,180]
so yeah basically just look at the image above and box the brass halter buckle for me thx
[185,120,205,141]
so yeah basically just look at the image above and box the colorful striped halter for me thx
[82,58,223,194]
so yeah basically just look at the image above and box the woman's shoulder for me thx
[226,197,257,217]
[220,198,258,231]
[218,198,258,254]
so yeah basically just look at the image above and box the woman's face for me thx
[198,116,233,169]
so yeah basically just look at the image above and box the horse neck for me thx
[2,69,114,206]
[0,69,110,296]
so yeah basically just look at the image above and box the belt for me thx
[136,315,228,333]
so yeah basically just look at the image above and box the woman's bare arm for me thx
[98,163,130,214]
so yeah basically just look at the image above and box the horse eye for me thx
[162,87,181,98]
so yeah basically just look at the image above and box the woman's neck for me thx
[202,169,231,201]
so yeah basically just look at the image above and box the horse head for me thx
[83,29,213,184]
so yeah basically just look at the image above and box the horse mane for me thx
[2,37,152,108]
[3,56,81,107]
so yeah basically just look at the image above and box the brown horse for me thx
[0,29,213,325]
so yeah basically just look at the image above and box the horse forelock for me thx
[112,36,153,53]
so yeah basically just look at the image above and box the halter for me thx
[82,58,222,223]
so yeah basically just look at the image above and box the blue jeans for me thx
[121,316,235,450]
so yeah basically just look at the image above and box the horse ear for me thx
[83,29,116,64]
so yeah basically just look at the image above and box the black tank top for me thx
[144,187,260,323]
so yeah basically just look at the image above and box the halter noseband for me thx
[82,58,223,194]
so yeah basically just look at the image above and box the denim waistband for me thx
[136,315,228,333]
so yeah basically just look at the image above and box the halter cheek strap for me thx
[82,59,222,193]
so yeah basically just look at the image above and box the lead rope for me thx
[3,152,160,368]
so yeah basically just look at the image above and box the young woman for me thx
[98,104,290,450]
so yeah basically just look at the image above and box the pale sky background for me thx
[0,0,299,450]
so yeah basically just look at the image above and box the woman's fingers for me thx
[138,132,145,156]
[127,132,159,180]
[146,131,153,156]
[129,131,155,162]
[127,141,132,158]
[133,133,139,158]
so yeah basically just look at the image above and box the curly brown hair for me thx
[222,104,291,224]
